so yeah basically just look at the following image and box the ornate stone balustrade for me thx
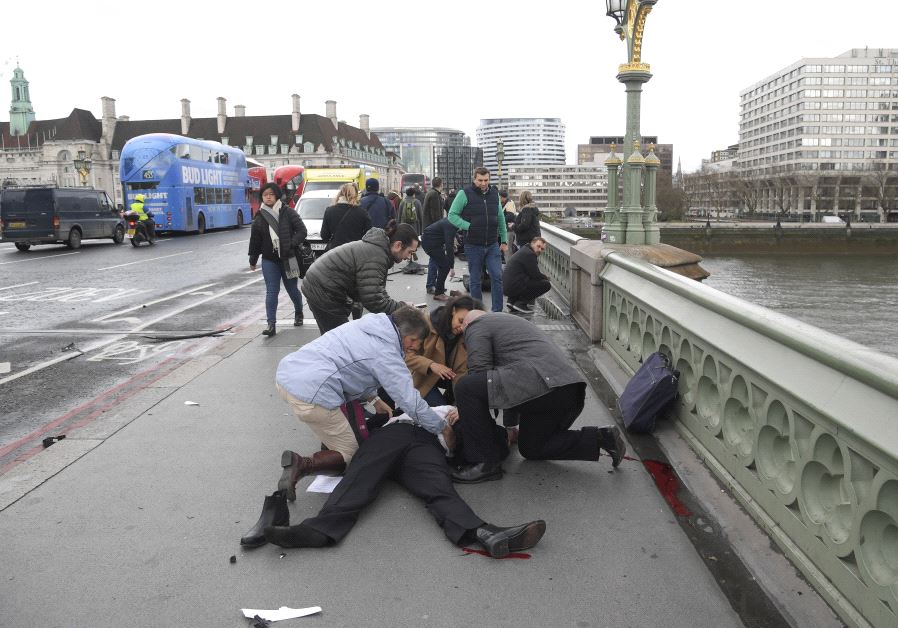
[537,222,584,305]
[564,242,898,628]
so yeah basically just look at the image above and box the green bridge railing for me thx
[540,224,898,628]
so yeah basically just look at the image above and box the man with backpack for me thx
[448,168,508,312]
[422,177,445,231]
[399,186,423,234]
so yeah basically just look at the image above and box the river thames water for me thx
[699,255,898,359]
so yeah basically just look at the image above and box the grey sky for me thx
[3,0,895,171]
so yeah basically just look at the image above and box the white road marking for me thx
[0,281,39,292]
[96,251,193,271]
[221,239,249,246]
[0,287,145,303]
[0,252,81,265]
[92,282,219,321]
[0,276,262,386]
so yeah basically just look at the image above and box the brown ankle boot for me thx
[278,449,346,501]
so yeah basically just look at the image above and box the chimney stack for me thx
[217,97,227,134]
[326,100,338,130]
[359,114,370,138]
[291,94,301,133]
[234,104,246,117]
[101,96,117,147]
[180,99,191,135]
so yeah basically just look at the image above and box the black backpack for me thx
[618,352,680,433]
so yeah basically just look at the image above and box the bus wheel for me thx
[66,228,82,249]
[236,209,244,228]
[197,214,206,235]
[14,242,31,252]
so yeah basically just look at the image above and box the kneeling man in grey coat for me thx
[451,311,626,483]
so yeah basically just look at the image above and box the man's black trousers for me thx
[507,277,551,304]
[302,423,484,544]
[454,372,599,464]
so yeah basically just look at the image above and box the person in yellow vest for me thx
[129,194,155,244]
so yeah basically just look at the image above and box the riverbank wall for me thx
[566,223,898,255]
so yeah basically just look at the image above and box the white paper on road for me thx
[241,606,322,621]
[306,475,342,493]
[183,400,200,406]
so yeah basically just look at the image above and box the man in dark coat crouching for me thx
[502,237,551,313]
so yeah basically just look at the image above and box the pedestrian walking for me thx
[321,182,371,251]
[301,221,419,334]
[513,191,542,249]
[248,182,308,337]
[448,168,508,312]
[501,189,517,253]
[422,177,445,231]
[360,178,394,229]
[450,311,626,483]
[421,217,458,299]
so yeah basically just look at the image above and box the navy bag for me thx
[618,352,680,433]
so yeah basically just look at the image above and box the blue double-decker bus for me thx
[119,133,254,233]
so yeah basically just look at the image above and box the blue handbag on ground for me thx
[618,352,680,433]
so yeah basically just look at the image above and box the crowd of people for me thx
[240,168,625,559]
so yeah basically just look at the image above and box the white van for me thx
[821,215,844,224]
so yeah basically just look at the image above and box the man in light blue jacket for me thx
[273,307,453,501]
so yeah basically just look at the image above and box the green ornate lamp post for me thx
[601,0,660,245]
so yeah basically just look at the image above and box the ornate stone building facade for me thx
[0,66,403,203]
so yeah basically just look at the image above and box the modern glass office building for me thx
[476,118,566,179]
[370,127,472,178]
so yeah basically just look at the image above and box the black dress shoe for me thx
[475,520,547,558]
[294,313,304,326]
[264,523,330,548]
[262,322,276,336]
[451,461,503,484]
[598,425,626,468]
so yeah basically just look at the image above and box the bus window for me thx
[223,188,232,203]
[194,188,206,205]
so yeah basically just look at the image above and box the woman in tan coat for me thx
[406,295,482,405]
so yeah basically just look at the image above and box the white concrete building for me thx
[476,118,566,180]
[736,48,898,219]
[504,164,608,216]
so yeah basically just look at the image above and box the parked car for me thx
[0,186,125,251]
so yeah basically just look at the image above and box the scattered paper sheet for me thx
[241,606,322,621]
[184,401,200,406]
[306,475,342,493]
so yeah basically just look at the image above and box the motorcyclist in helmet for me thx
[129,193,156,244]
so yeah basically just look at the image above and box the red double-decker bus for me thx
[246,158,267,217]
[400,173,428,194]
[274,165,306,208]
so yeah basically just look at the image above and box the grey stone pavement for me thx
[0,252,841,627]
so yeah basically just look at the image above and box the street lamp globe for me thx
[73,149,93,186]
[605,0,626,29]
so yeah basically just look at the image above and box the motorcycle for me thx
[124,211,156,247]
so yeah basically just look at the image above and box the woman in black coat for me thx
[248,182,308,336]
[321,183,371,251]
[513,190,542,247]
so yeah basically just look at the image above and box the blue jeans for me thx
[426,257,438,291]
[464,242,504,312]
[261,257,303,324]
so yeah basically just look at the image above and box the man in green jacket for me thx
[448,168,507,312]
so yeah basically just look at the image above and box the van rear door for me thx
[0,188,55,239]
